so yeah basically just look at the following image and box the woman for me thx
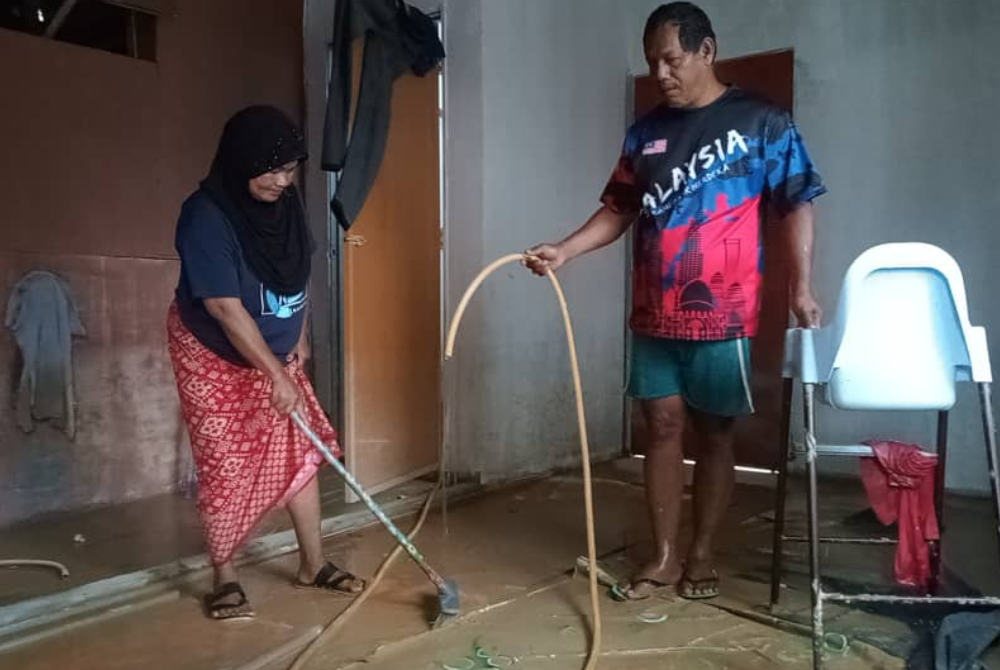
[168,106,366,620]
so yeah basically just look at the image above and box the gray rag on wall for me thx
[322,0,445,230]
[4,271,86,439]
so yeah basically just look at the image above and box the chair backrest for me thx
[823,243,991,411]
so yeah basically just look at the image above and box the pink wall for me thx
[0,0,304,526]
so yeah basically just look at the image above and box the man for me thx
[526,2,825,601]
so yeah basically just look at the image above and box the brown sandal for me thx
[295,561,366,595]
[204,582,255,621]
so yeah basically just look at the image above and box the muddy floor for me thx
[4,459,995,669]
[0,468,423,606]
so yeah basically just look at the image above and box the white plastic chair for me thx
[770,243,1000,669]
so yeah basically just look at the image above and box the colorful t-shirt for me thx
[601,87,826,341]
[174,190,308,366]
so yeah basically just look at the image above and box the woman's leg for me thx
[203,561,254,619]
[215,561,239,586]
[287,475,325,581]
[287,475,365,593]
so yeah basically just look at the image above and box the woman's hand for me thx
[203,297,306,415]
[270,370,304,416]
[289,336,310,366]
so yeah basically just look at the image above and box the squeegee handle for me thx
[290,411,447,591]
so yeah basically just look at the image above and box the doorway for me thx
[339,43,444,497]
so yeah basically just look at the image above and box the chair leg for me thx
[770,377,794,609]
[935,411,950,532]
[978,383,1000,572]
[930,411,949,594]
[804,383,823,669]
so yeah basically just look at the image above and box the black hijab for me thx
[201,106,313,296]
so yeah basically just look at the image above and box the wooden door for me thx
[342,69,441,495]
[628,49,794,470]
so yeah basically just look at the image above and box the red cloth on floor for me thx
[859,440,940,588]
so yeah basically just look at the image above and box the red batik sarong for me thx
[167,302,340,565]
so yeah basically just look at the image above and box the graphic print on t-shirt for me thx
[601,88,826,341]
[260,285,307,319]
[641,128,760,340]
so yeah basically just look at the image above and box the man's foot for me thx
[295,560,366,595]
[204,582,255,621]
[610,559,682,602]
[680,557,719,600]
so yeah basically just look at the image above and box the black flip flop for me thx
[295,561,366,596]
[679,571,720,600]
[204,582,255,621]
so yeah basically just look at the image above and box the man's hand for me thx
[270,370,304,415]
[791,288,822,328]
[522,207,634,277]
[524,243,569,276]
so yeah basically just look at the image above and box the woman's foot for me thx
[610,555,683,602]
[296,560,366,595]
[204,582,255,620]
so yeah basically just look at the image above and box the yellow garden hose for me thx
[445,253,602,670]
[288,479,443,670]
[289,252,601,670]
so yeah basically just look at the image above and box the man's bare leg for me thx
[683,408,736,597]
[620,395,688,599]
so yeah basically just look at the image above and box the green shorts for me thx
[627,334,755,417]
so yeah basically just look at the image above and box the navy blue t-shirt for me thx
[174,190,307,366]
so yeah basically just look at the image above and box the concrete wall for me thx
[0,0,305,526]
[624,0,1000,494]
[460,0,631,480]
[425,0,634,480]
[303,0,632,482]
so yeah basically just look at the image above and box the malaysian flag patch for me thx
[642,139,668,155]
